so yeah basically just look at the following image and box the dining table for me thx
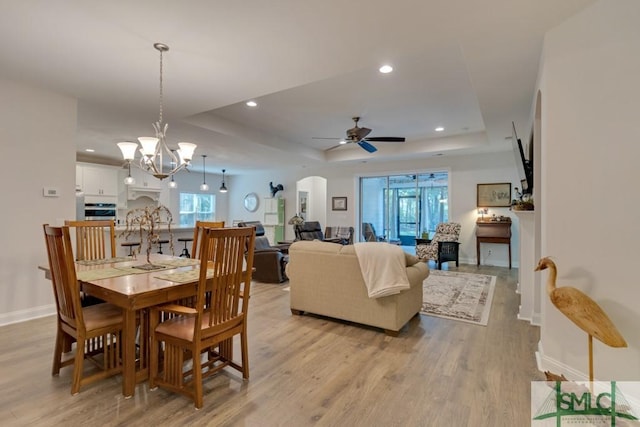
[40,253,210,398]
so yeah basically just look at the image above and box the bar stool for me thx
[156,239,170,254]
[177,237,193,258]
[121,241,141,257]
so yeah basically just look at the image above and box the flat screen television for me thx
[511,121,533,195]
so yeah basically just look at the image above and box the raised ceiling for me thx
[0,0,596,173]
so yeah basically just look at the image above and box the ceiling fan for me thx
[314,117,405,153]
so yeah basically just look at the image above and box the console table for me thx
[476,218,512,269]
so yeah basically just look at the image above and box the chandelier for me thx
[118,43,196,182]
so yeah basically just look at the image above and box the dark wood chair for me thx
[42,225,124,395]
[149,226,255,408]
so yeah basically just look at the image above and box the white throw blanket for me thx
[354,242,410,298]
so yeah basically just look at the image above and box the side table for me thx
[476,218,512,269]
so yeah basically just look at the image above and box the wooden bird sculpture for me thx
[535,257,627,381]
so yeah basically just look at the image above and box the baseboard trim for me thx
[536,340,587,381]
[0,304,56,327]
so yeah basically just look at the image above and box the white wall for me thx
[537,0,640,380]
[0,78,77,325]
[228,151,521,267]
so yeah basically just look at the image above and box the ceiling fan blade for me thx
[364,137,406,142]
[357,140,377,153]
[312,137,342,140]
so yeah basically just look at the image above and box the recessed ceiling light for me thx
[435,127,444,132]
[85,148,95,152]
[246,101,257,107]
[339,140,347,145]
[379,65,393,74]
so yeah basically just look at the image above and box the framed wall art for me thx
[477,183,512,207]
[332,196,347,211]
[298,191,309,220]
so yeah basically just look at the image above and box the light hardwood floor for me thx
[0,263,542,426]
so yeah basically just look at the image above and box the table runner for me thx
[154,258,201,268]
[155,268,213,283]
[76,257,131,266]
[76,266,152,281]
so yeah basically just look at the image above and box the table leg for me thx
[123,309,137,398]
[508,243,512,269]
[476,239,480,266]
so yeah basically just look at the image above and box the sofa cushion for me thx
[290,240,419,266]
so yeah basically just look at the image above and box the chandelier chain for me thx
[158,47,163,125]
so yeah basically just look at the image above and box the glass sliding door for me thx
[359,171,449,245]
[360,176,391,242]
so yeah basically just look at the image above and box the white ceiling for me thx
[0,0,596,174]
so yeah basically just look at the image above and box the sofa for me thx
[286,240,429,335]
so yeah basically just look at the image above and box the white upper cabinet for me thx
[129,166,162,190]
[78,164,119,197]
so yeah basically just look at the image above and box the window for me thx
[179,193,215,227]
[359,171,449,245]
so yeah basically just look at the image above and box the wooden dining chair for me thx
[42,225,124,395]
[64,220,116,261]
[191,220,225,259]
[149,226,255,408]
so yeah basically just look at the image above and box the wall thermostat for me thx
[43,187,60,197]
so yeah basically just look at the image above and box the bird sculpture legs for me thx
[588,334,594,382]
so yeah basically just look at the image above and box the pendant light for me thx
[200,155,209,191]
[219,169,228,193]
[124,162,136,185]
[168,150,177,188]
[168,174,177,189]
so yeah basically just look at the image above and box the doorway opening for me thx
[359,172,449,246]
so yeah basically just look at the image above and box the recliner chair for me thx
[237,221,288,283]
[362,222,401,245]
[294,221,342,243]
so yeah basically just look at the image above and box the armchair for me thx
[294,221,342,243]
[324,226,354,245]
[415,222,461,269]
[362,222,401,245]
[237,221,288,283]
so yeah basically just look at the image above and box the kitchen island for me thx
[113,224,195,258]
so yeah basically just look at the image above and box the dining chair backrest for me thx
[195,226,255,329]
[43,225,84,332]
[64,220,116,261]
[191,220,225,259]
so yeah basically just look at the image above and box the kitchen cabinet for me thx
[129,167,162,190]
[77,164,119,197]
[263,197,285,243]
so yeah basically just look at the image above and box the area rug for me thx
[421,270,496,326]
